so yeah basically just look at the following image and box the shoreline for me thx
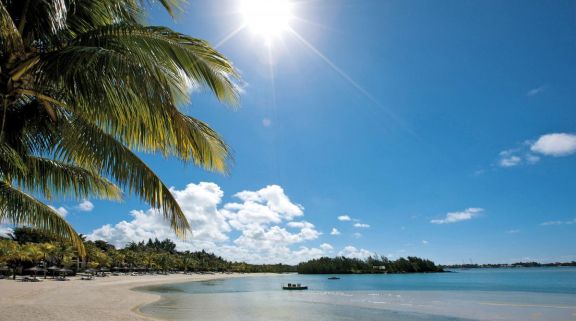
[0,273,258,321]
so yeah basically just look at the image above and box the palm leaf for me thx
[54,115,191,237]
[29,39,234,169]
[0,1,24,54]
[0,180,85,256]
[15,156,123,201]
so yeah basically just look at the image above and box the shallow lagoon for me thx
[139,268,576,321]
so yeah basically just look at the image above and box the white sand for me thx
[0,273,250,321]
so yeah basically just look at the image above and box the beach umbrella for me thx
[47,266,59,278]
[84,269,97,275]
[56,268,72,280]
[58,268,72,275]
[0,266,10,278]
[25,266,46,278]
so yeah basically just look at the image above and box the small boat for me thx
[282,283,308,290]
[327,276,340,280]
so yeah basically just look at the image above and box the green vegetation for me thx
[0,227,294,277]
[0,0,239,254]
[297,256,444,274]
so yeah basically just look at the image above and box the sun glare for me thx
[240,0,294,39]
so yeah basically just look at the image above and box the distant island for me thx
[441,262,576,269]
[297,256,444,274]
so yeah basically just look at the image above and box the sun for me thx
[240,0,294,39]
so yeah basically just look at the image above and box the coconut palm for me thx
[0,0,239,256]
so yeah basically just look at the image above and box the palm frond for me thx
[30,40,233,169]
[70,24,239,104]
[54,116,191,237]
[143,0,184,18]
[0,1,24,55]
[0,180,85,256]
[0,142,27,178]
[15,156,123,201]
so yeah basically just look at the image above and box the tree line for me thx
[297,256,444,274]
[0,227,295,277]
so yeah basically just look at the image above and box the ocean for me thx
[138,267,576,321]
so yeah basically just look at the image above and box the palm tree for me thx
[0,0,239,256]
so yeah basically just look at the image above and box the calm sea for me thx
[139,267,576,321]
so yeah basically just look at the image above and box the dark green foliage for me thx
[297,256,443,274]
[8,226,58,244]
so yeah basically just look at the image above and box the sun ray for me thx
[287,28,418,138]
[214,24,248,49]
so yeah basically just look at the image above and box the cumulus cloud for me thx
[431,208,483,224]
[330,228,341,235]
[352,232,362,239]
[531,133,576,157]
[421,240,429,245]
[353,223,370,228]
[540,218,576,226]
[89,183,327,264]
[338,246,373,259]
[48,206,68,217]
[337,215,351,221]
[498,133,576,168]
[320,243,333,251]
[77,200,94,212]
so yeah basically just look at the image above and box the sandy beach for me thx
[0,273,249,321]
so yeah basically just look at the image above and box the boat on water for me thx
[327,277,340,280]
[282,283,308,290]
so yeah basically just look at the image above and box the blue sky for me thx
[13,0,576,264]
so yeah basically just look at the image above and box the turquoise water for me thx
[139,268,576,321]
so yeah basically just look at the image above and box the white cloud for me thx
[526,86,545,96]
[506,229,520,234]
[89,183,327,264]
[352,232,362,238]
[353,223,370,228]
[320,243,333,251]
[287,221,315,229]
[77,199,94,212]
[499,153,522,167]
[262,118,272,127]
[496,133,576,168]
[531,133,576,157]
[338,215,351,221]
[330,228,341,235]
[540,218,576,226]
[421,240,429,245]
[431,208,483,224]
[497,149,540,168]
[338,246,373,259]
[48,206,68,217]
